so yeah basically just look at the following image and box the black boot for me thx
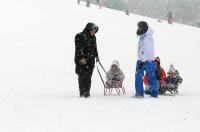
[145,89,150,95]
[80,91,84,97]
[83,91,90,98]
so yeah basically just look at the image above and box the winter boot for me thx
[83,91,90,98]
[80,90,84,97]
[133,94,144,98]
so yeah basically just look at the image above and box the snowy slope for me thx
[0,0,200,132]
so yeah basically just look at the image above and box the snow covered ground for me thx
[0,0,200,132]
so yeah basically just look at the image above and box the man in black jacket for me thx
[74,22,99,98]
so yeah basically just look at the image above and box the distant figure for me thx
[86,0,90,7]
[77,0,80,4]
[168,11,174,24]
[96,0,102,9]
[99,0,102,9]
[125,8,130,15]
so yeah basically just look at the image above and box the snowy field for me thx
[0,0,200,132]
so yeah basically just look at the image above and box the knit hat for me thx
[137,21,148,36]
[168,64,176,73]
[155,57,160,65]
[111,60,120,68]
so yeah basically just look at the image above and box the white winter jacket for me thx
[137,27,155,62]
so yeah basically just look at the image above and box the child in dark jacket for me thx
[160,64,183,94]
[106,60,125,88]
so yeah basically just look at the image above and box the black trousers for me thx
[77,66,94,95]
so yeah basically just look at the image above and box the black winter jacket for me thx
[74,23,99,74]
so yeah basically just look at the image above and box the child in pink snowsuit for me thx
[106,60,125,88]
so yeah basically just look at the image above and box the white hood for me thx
[111,60,120,68]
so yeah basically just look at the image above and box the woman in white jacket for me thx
[135,21,158,98]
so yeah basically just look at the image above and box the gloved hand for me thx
[112,74,118,80]
[80,58,87,65]
[115,75,121,81]
[138,62,144,69]
[96,56,99,62]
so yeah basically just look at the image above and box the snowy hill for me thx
[0,0,200,132]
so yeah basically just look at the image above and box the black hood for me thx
[83,22,99,34]
[136,21,148,36]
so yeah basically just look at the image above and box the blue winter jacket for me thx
[137,27,155,62]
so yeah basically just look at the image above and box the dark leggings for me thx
[78,68,94,94]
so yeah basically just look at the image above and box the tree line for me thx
[80,0,200,27]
